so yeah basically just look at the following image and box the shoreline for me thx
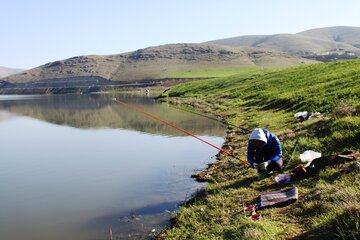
[0,77,212,95]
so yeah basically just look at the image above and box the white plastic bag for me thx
[294,111,308,118]
[299,150,321,163]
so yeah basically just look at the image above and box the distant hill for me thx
[2,44,315,84]
[298,26,360,48]
[207,26,360,61]
[0,66,24,78]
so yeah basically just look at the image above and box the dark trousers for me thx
[254,148,283,173]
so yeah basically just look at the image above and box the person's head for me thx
[249,128,267,148]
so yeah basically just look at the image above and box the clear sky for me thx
[1,0,360,69]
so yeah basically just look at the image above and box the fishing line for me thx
[170,104,251,134]
[113,98,250,167]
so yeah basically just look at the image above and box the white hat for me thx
[249,128,267,143]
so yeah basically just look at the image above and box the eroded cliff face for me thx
[3,55,121,83]
[0,75,210,95]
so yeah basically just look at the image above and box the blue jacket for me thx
[247,129,282,165]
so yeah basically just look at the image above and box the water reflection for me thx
[0,94,225,240]
[0,94,224,136]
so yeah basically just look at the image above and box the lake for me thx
[0,94,225,240]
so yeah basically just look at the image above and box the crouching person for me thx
[247,128,283,180]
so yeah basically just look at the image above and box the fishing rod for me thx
[112,98,250,167]
[170,104,251,134]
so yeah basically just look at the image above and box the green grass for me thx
[158,58,360,239]
[164,67,267,78]
[165,60,360,113]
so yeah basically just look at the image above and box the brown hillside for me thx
[0,66,25,78]
[299,26,360,48]
[206,26,360,58]
[3,44,315,83]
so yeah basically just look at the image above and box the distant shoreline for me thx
[0,77,211,95]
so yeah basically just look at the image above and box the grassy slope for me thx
[159,59,360,239]
[165,67,267,78]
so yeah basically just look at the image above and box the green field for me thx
[159,59,360,239]
[164,67,267,78]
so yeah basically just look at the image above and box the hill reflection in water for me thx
[0,94,225,137]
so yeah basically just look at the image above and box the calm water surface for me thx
[0,94,225,240]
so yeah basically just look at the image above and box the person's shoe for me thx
[243,205,256,211]
[250,213,262,220]
[256,162,269,171]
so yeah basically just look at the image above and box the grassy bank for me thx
[158,59,360,239]
[164,67,267,78]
